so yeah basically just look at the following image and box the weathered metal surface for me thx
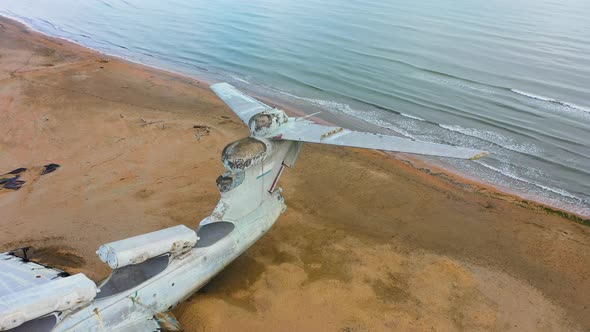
[0,251,68,298]
[248,109,288,136]
[272,118,488,159]
[216,171,245,193]
[196,222,235,248]
[96,255,169,299]
[221,137,268,171]
[0,274,96,330]
[5,314,57,332]
[53,189,285,331]
[210,83,271,125]
[212,83,488,160]
[154,312,182,331]
[96,225,197,269]
[320,127,344,139]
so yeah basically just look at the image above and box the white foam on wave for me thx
[511,89,554,102]
[416,71,590,118]
[400,113,425,121]
[310,99,420,139]
[229,75,250,84]
[276,90,420,140]
[414,72,497,95]
[475,161,581,201]
[511,89,590,114]
[439,124,542,155]
[273,88,589,212]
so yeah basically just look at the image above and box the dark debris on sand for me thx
[1,167,28,190]
[7,167,27,175]
[41,163,60,175]
[3,178,25,190]
[0,175,24,190]
[1,164,61,191]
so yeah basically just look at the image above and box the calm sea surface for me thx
[2,0,589,215]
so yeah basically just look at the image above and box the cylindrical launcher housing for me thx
[96,225,197,269]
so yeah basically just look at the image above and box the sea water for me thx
[2,0,589,215]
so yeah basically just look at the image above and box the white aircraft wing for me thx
[211,82,272,124]
[273,119,488,160]
[113,318,161,332]
[0,250,68,298]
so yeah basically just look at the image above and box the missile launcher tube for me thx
[96,225,197,269]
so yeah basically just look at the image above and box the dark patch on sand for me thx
[136,188,155,199]
[371,272,412,304]
[293,225,357,283]
[246,234,298,265]
[448,287,499,331]
[340,323,370,332]
[30,245,85,269]
[34,46,56,57]
[2,237,85,270]
[198,253,265,312]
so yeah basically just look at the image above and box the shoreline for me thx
[2,13,587,220]
[253,92,590,220]
[256,86,590,224]
[1,15,590,330]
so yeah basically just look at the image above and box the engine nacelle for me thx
[248,109,288,136]
[221,137,273,172]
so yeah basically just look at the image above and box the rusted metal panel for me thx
[248,109,288,136]
[221,137,268,171]
[216,171,245,193]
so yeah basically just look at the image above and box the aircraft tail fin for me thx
[211,82,488,160]
[211,82,272,125]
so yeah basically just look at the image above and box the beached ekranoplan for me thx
[0,4,589,331]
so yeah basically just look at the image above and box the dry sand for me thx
[1,17,589,331]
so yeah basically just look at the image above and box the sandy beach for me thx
[1,17,589,331]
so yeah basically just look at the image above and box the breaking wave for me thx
[415,68,590,118]
[439,124,542,155]
[475,161,582,202]
[3,0,589,216]
[511,89,590,113]
[277,92,420,139]
[400,113,425,121]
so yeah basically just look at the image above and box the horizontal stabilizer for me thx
[273,120,488,160]
[0,250,68,298]
[210,83,488,160]
[211,82,272,124]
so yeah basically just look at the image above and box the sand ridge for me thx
[0,17,588,331]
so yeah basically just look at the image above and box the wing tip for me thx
[210,82,233,91]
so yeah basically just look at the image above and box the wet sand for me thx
[1,17,589,331]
